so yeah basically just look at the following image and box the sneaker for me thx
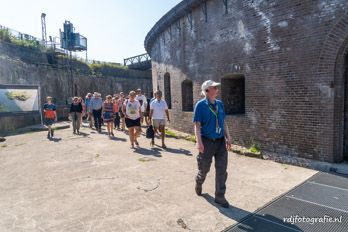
[214,197,230,208]
[195,183,202,196]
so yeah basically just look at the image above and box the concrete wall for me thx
[0,42,152,134]
[145,0,348,163]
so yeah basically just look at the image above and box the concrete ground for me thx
[0,124,316,232]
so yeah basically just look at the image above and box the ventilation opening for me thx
[182,79,193,112]
[221,74,245,115]
[164,73,172,109]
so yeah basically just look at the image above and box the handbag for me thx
[146,125,155,139]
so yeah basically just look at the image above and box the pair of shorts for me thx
[125,117,141,128]
[45,118,55,126]
[152,119,166,128]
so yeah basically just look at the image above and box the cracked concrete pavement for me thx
[0,124,316,231]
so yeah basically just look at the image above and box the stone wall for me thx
[145,0,348,163]
[0,42,152,134]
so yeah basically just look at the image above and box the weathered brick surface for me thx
[146,0,348,163]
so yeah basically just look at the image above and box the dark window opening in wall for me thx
[164,73,172,109]
[74,84,78,96]
[182,79,193,112]
[221,75,245,115]
[223,0,228,14]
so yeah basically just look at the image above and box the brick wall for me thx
[146,0,348,163]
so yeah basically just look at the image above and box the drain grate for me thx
[223,172,348,232]
[309,172,348,190]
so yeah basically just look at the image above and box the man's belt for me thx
[202,136,225,142]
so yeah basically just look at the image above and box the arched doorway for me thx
[343,53,348,160]
[164,73,172,109]
[318,15,348,163]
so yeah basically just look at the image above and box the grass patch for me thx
[88,62,128,70]
[188,135,196,143]
[249,143,261,155]
[165,129,196,143]
[165,129,178,138]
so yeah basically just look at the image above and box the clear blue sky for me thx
[0,0,181,63]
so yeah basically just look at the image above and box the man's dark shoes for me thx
[215,197,230,208]
[195,183,202,196]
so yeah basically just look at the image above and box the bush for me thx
[0,28,11,42]
[0,28,44,51]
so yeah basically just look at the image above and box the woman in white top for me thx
[122,91,142,148]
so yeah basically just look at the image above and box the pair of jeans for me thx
[92,109,102,130]
[196,136,228,198]
[114,112,120,128]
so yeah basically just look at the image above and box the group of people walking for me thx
[42,80,232,208]
[43,88,170,149]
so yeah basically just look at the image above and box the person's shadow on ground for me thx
[133,147,162,157]
[202,193,303,232]
[77,132,89,137]
[162,146,193,156]
[109,136,127,142]
[48,137,62,142]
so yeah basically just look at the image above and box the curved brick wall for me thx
[145,0,348,162]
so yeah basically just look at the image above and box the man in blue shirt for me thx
[89,92,103,133]
[193,80,232,208]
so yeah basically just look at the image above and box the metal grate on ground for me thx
[223,172,348,232]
